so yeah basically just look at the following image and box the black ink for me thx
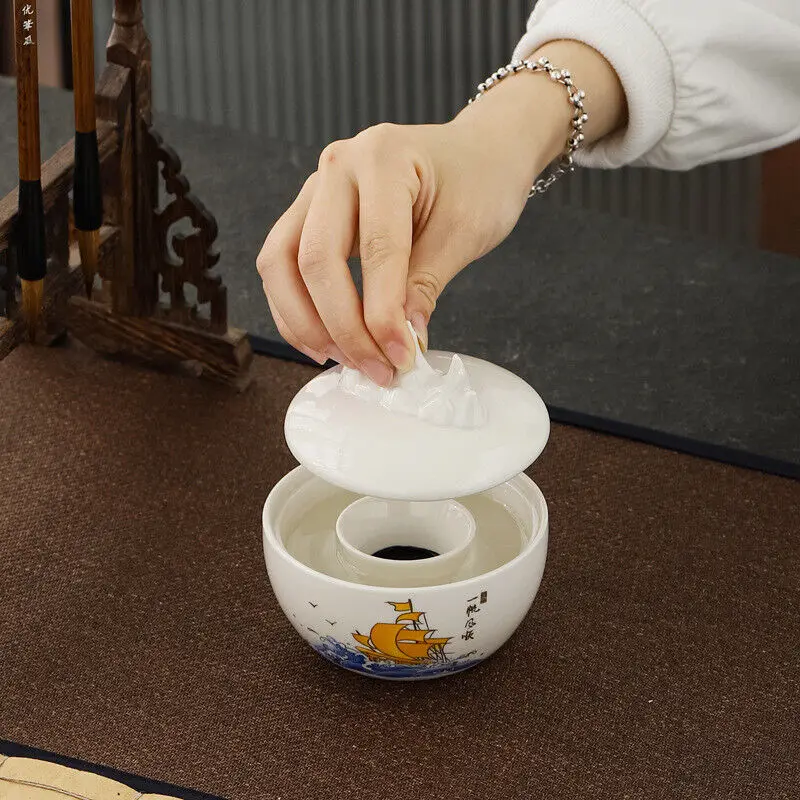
[372,545,439,560]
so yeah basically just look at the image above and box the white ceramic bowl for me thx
[263,466,549,680]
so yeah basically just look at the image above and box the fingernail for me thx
[409,312,428,352]
[360,358,394,387]
[326,345,355,369]
[298,345,327,366]
[385,339,414,372]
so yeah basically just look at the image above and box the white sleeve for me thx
[513,0,800,170]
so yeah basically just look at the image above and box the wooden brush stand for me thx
[0,0,252,390]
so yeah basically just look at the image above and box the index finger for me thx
[297,159,395,387]
[358,170,417,371]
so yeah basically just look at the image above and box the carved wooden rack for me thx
[0,0,252,390]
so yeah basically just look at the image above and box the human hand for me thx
[257,41,625,386]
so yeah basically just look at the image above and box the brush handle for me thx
[16,180,47,282]
[14,0,46,282]
[74,130,103,232]
[14,0,41,181]
[71,0,102,232]
[70,0,96,133]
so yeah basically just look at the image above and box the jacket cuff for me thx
[512,0,675,168]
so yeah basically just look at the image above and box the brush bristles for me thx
[20,278,44,342]
[76,228,99,298]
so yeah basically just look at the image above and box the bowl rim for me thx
[262,466,548,593]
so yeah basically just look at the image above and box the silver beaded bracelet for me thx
[468,56,588,197]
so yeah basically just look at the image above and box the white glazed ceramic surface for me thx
[263,466,549,680]
[335,497,477,588]
[284,346,550,502]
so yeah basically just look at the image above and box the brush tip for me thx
[77,228,99,299]
[20,278,44,343]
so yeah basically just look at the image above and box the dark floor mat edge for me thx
[0,739,227,800]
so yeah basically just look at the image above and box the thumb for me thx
[404,238,470,353]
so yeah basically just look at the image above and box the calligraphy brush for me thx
[70,0,102,297]
[14,0,47,340]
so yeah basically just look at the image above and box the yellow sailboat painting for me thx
[352,600,451,665]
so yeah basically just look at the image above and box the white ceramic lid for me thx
[284,325,550,501]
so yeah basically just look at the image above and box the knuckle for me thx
[319,140,346,169]
[255,251,270,280]
[372,121,398,136]
[297,241,329,279]
[408,270,442,308]
[256,243,277,281]
[361,232,403,270]
[356,123,401,161]
[360,121,396,143]
[257,222,292,277]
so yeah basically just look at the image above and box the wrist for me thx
[450,40,626,185]
[451,66,569,183]
[530,40,627,145]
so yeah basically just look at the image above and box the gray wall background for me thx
[93,0,761,246]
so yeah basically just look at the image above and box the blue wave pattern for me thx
[312,636,482,679]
